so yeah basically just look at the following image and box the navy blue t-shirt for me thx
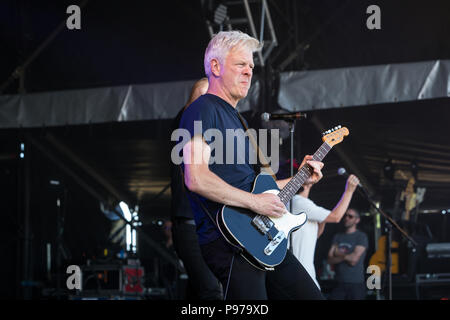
[178,94,256,244]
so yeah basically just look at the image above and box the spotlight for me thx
[19,142,25,159]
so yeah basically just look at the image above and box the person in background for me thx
[289,171,360,289]
[327,208,368,300]
[170,78,223,300]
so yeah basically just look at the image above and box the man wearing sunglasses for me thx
[288,173,361,290]
[327,208,368,300]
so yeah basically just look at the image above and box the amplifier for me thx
[426,242,450,258]
[80,260,145,296]
[415,273,450,299]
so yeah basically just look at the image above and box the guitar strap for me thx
[178,111,277,272]
[178,111,274,229]
[235,111,277,180]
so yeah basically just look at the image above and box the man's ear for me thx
[210,58,221,77]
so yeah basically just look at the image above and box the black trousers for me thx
[172,219,223,300]
[328,282,367,300]
[200,236,325,300]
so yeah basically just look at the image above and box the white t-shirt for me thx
[288,195,330,289]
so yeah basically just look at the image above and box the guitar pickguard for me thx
[218,174,307,269]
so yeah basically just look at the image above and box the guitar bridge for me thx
[264,231,285,256]
[251,215,274,235]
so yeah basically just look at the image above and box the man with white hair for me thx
[178,31,324,299]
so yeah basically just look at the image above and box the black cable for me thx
[223,253,236,301]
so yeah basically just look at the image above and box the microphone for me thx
[261,112,307,122]
[337,167,363,188]
[337,167,348,177]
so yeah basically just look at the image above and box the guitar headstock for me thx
[322,125,349,147]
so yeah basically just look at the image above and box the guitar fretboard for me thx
[278,142,331,205]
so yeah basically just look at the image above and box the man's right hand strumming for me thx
[249,193,285,218]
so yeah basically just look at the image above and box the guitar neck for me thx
[278,142,332,205]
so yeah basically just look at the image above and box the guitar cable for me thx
[223,253,236,300]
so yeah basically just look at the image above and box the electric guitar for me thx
[217,126,349,270]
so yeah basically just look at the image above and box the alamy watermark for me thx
[66,265,82,290]
[171,121,281,174]
[66,5,81,30]
[366,5,381,30]
[66,4,381,31]
[366,265,381,290]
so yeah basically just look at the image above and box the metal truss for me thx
[202,0,278,66]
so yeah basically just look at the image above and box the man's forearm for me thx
[328,255,345,265]
[325,189,355,223]
[317,221,325,238]
[276,177,291,190]
[343,251,363,266]
[299,186,311,198]
[185,165,253,209]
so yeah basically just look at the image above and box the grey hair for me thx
[204,30,261,78]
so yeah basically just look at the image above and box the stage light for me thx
[119,201,135,251]
[19,142,25,159]
[119,201,132,222]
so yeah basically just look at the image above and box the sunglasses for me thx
[344,214,356,219]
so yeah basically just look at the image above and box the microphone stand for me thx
[355,184,417,300]
[287,119,298,253]
[289,120,295,211]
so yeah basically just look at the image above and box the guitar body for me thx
[217,173,307,270]
[216,126,349,270]
[369,235,399,274]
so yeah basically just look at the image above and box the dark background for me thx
[1,0,450,299]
